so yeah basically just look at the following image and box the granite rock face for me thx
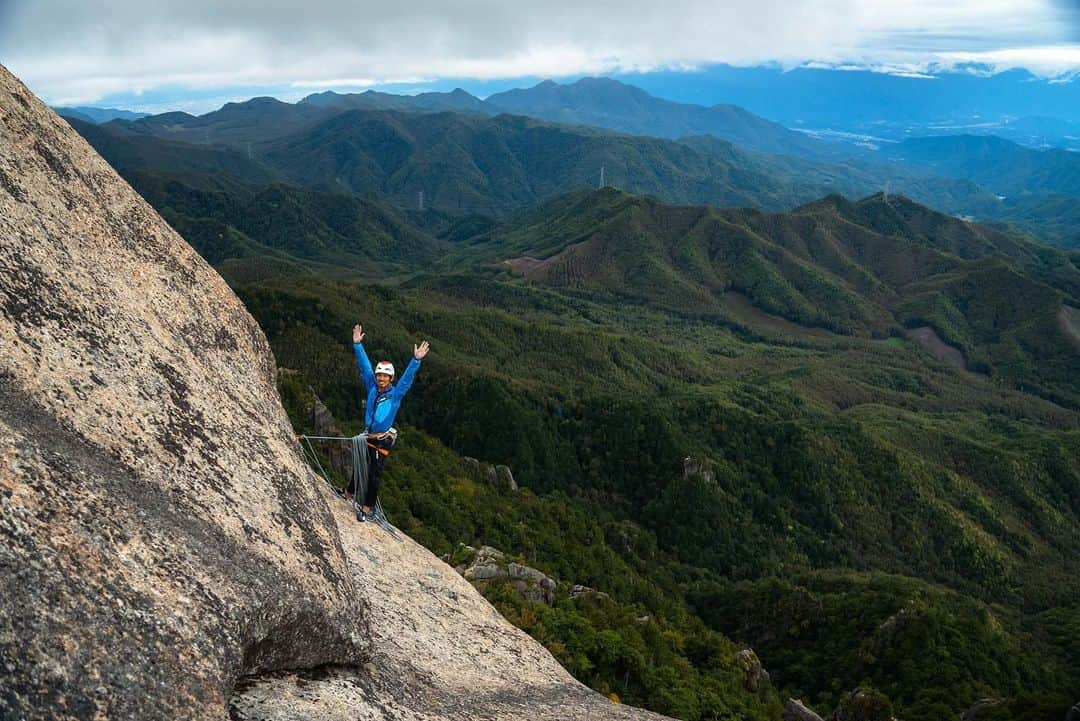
[0,64,365,720]
[0,65,672,721]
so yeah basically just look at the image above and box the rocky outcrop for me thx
[0,64,669,721]
[735,648,771,692]
[571,584,612,602]
[0,64,364,720]
[683,456,715,483]
[495,464,518,491]
[456,544,558,605]
[832,688,895,721]
[784,699,825,721]
[463,456,518,492]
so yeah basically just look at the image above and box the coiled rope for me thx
[298,434,399,538]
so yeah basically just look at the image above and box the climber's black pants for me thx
[363,441,388,507]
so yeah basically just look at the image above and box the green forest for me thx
[251,223,1079,720]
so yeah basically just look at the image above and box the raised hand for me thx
[352,324,365,343]
[414,340,430,360]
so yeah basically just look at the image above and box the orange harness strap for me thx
[366,441,391,457]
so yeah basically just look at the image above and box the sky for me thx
[1,0,1078,112]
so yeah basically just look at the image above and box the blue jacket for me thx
[354,342,421,433]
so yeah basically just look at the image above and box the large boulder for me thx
[735,648,771,692]
[232,505,671,720]
[0,64,364,720]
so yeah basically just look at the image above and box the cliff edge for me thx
[0,65,669,721]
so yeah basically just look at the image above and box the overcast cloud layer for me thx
[1,0,1078,105]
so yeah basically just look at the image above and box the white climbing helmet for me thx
[375,360,395,378]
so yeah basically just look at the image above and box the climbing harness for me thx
[298,433,400,538]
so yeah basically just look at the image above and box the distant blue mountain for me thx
[105,74,1080,247]
[485,77,846,160]
[883,134,1080,197]
[615,65,1080,146]
[300,87,489,114]
[54,106,149,123]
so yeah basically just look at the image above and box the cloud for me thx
[1,0,1076,105]
[933,44,1080,78]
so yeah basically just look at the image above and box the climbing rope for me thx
[298,434,400,538]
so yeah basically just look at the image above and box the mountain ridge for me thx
[486,77,845,160]
[72,101,1005,224]
[443,187,1080,405]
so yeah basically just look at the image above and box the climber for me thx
[348,323,429,522]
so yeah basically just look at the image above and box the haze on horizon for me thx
[1,0,1079,113]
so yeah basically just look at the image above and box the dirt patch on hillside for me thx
[905,327,966,370]
[1060,305,1080,349]
[720,291,834,338]
[503,242,584,277]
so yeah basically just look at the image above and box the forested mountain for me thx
[125,168,442,275]
[67,117,280,189]
[301,87,491,114]
[298,77,839,160]
[70,103,998,220]
[118,95,336,145]
[50,105,148,123]
[874,135,1080,248]
[67,86,1080,248]
[448,188,1080,405]
[255,108,872,214]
